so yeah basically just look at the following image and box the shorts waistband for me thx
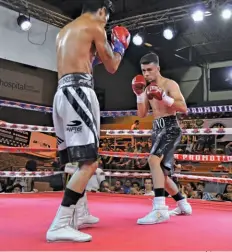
[58,73,94,89]
[153,115,178,129]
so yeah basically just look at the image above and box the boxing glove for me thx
[146,82,174,107]
[92,56,102,67]
[111,26,131,56]
[132,75,146,103]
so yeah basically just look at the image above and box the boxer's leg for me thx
[161,127,192,216]
[137,127,169,225]
[72,85,100,228]
[46,85,97,242]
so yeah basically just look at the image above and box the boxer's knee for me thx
[79,160,98,177]
[148,154,163,168]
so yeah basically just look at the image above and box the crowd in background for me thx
[1,115,232,203]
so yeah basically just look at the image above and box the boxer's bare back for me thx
[56,16,97,79]
[56,14,121,79]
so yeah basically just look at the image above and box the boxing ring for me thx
[1,99,232,250]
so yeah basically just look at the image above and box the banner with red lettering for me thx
[174,154,232,162]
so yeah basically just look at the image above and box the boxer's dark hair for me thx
[82,0,114,15]
[140,52,159,66]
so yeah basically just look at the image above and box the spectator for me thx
[191,191,203,199]
[223,184,232,201]
[86,168,105,192]
[99,180,111,193]
[130,181,140,195]
[215,193,224,201]
[196,182,205,192]
[123,180,131,194]
[111,180,124,194]
[141,178,154,196]
[185,182,197,198]
[131,120,140,130]
[12,184,23,193]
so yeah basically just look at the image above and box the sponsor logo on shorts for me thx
[66,120,82,133]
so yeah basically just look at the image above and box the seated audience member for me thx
[223,184,232,201]
[117,158,133,170]
[86,168,105,192]
[111,180,124,194]
[140,178,154,196]
[99,180,112,193]
[191,191,203,199]
[185,182,197,198]
[123,180,132,194]
[11,160,37,192]
[130,181,141,195]
[126,143,134,153]
[12,184,23,193]
[215,193,224,201]
[196,182,205,192]
[131,120,140,130]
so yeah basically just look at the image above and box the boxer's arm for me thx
[93,26,121,74]
[137,88,150,118]
[168,81,187,113]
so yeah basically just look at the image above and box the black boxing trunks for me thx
[150,115,182,175]
[52,73,100,165]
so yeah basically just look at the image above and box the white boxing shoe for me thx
[169,199,192,216]
[46,205,92,243]
[137,205,170,225]
[72,193,99,229]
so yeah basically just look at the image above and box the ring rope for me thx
[1,98,232,116]
[100,151,232,162]
[0,170,231,184]
[0,121,230,135]
[0,122,54,132]
[0,146,231,162]
[104,128,227,136]
[0,171,63,178]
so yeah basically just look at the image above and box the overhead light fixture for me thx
[191,10,204,22]
[221,8,232,20]
[17,15,32,31]
[132,34,143,46]
[163,28,174,40]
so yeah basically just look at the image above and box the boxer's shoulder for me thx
[164,78,179,92]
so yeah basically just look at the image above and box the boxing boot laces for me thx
[72,193,99,229]
[46,205,92,242]
[137,200,170,225]
[169,199,192,216]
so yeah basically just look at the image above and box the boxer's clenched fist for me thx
[147,82,174,107]
[132,75,146,103]
[132,75,146,95]
[111,26,131,56]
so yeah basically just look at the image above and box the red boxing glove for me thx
[132,75,146,103]
[132,75,146,95]
[111,26,131,56]
[147,82,174,107]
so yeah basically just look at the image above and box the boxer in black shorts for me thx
[46,0,131,242]
[151,115,182,176]
[132,53,192,225]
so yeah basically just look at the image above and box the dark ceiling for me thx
[38,0,232,69]
[1,0,232,70]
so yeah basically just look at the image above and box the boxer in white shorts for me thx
[46,0,131,243]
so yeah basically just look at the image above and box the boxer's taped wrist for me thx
[113,40,125,56]
[137,92,146,103]
[162,93,174,107]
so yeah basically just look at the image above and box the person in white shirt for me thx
[142,178,155,196]
[86,168,105,192]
